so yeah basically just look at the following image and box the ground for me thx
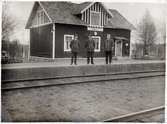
[2,76,165,121]
[2,59,165,122]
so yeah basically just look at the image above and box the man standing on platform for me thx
[85,35,95,64]
[70,34,80,65]
[104,34,114,64]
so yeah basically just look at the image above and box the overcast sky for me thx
[5,1,166,44]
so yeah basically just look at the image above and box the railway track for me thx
[103,106,165,122]
[2,62,165,122]
[2,70,165,91]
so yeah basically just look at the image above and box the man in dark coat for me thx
[104,34,114,64]
[85,35,95,64]
[70,34,80,65]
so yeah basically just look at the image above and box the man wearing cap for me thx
[70,34,80,65]
[85,35,95,64]
[104,34,114,64]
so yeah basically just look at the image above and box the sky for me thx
[4,0,166,44]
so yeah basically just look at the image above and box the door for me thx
[115,40,122,56]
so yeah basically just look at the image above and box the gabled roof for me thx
[72,2,92,14]
[105,9,135,30]
[25,1,135,30]
[25,2,52,29]
[25,2,87,28]
[40,2,87,26]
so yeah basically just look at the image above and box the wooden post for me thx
[52,23,55,59]
[28,30,30,61]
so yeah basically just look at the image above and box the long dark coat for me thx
[104,39,114,51]
[70,40,80,52]
[85,39,95,52]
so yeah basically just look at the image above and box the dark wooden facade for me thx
[30,24,52,58]
[30,23,130,58]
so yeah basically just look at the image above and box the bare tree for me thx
[9,39,20,59]
[137,10,157,56]
[160,23,166,44]
[2,2,17,41]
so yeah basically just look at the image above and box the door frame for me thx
[115,39,122,56]
[91,36,101,52]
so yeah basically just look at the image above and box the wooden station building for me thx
[25,2,135,58]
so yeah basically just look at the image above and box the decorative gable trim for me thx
[38,2,52,22]
[81,2,94,13]
[25,2,52,29]
[81,2,113,17]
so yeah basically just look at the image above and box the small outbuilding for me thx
[25,2,135,58]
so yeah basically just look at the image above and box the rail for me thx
[2,70,165,91]
[103,106,165,122]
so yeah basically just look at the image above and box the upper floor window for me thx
[90,11,101,26]
[37,10,45,25]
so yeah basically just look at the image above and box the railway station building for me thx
[25,2,135,58]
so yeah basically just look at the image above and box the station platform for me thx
[2,59,165,82]
[2,58,165,69]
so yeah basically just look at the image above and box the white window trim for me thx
[64,34,74,52]
[90,11,101,27]
[92,36,101,52]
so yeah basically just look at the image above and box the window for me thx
[92,36,101,52]
[37,11,45,25]
[64,35,74,52]
[32,10,50,27]
[90,11,101,26]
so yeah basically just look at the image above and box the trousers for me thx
[87,51,94,64]
[71,52,77,65]
[105,51,112,64]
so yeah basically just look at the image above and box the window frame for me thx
[90,11,101,26]
[91,36,101,52]
[37,10,45,25]
[64,34,74,52]
[31,8,52,28]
